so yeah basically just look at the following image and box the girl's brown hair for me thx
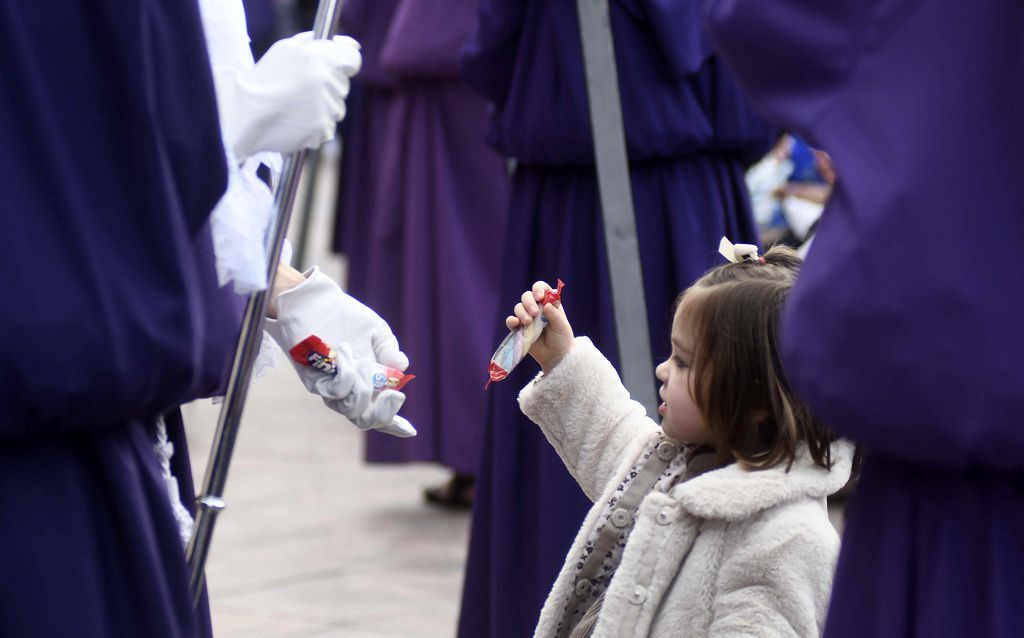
[679,246,833,470]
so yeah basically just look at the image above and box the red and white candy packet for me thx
[289,335,415,392]
[486,279,564,388]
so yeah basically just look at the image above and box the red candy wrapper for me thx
[371,366,415,392]
[486,279,564,388]
[289,335,414,392]
[290,335,338,375]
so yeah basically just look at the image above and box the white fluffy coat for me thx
[519,338,853,638]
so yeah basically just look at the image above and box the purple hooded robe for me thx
[705,1,1024,635]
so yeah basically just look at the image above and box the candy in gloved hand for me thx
[266,266,409,371]
[265,267,415,437]
[286,335,417,438]
[289,335,414,392]
[487,280,564,387]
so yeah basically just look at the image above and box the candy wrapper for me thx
[486,279,564,387]
[289,335,415,392]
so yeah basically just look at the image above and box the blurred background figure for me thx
[331,0,510,508]
[746,133,835,254]
[455,2,776,636]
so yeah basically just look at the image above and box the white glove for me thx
[273,266,409,369]
[265,268,416,437]
[220,32,362,159]
[323,388,417,439]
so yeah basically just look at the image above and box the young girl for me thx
[506,243,854,638]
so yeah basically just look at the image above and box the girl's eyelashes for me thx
[672,354,688,368]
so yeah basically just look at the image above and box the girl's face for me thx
[655,299,712,444]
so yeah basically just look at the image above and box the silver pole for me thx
[574,0,658,415]
[185,0,345,608]
[293,147,323,270]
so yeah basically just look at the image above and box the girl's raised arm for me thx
[519,338,659,501]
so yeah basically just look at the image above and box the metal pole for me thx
[574,0,658,415]
[185,0,345,608]
[292,147,322,270]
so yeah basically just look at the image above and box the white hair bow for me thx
[718,237,762,264]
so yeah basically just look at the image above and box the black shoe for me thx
[424,473,475,510]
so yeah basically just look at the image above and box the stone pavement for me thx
[184,366,470,638]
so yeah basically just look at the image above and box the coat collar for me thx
[669,439,855,521]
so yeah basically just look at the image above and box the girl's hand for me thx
[506,281,575,374]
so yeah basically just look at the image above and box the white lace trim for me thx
[154,417,196,547]
[199,0,282,295]
[209,151,277,294]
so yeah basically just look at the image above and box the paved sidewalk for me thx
[184,365,470,638]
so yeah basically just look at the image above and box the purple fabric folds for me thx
[0,0,237,436]
[0,0,233,635]
[380,0,479,78]
[705,0,1024,470]
[339,0,402,86]
[334,0,509,473]
[460,0,774,165]
[705,1,1024,636]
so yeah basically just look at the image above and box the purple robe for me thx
[0,1,237,635]
[332,0,401,285]
[241,0,277,58]
[704,1,1024,635]
[334,0,509,473]
[457,2,776,635]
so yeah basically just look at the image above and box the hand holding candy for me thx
[265,268,416,438]
[506,280,575,374]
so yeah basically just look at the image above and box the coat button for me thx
[656,441,677,460]
[656,508,674,525]
[629,585,648,605]
[610,507,632,528]
[575,578,593,596]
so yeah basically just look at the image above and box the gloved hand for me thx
[220,32,362,159]
[269,265,409,369]
[265,267,416,438]
[323,385,417,439]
